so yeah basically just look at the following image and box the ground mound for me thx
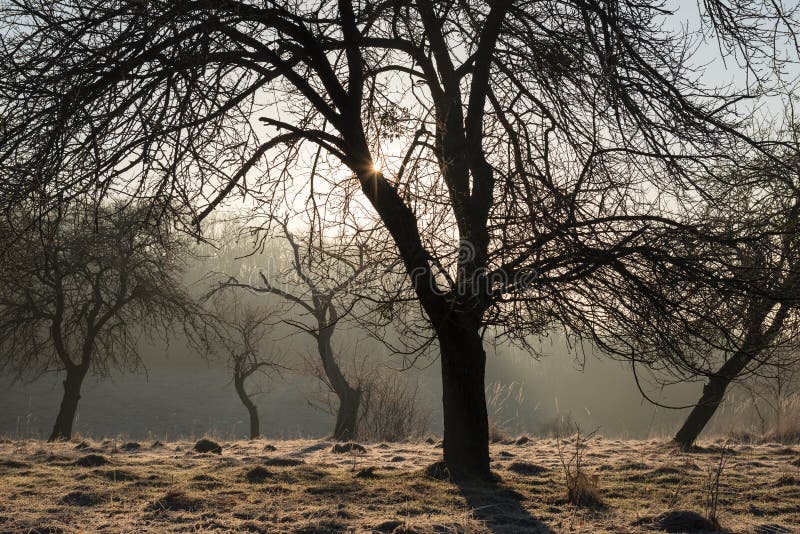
[150,489,203,512]
[331,442,366,454]
[634,510,722,532]
[263,456,304,467]
[193,438,222,454]
[244,466,271,483]
[73,454,109,467]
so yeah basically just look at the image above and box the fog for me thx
[0,225,758,443]
[0,330,712,441]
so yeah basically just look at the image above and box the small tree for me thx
[208,292,282,440]
[0,200,199,441]
[212,216,382,441]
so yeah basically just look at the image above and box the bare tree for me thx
[667,144,800,449]
[207,292,281,440]
[210,217,381,441]
[1,0,798,478]
[0,199,200,441]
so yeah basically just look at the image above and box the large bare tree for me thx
[1,0,797,478]
[0,200,200,441]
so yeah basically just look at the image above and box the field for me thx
[1,436,798,533]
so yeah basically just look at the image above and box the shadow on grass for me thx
[457,479,555,534]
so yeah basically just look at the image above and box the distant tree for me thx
[0,200,200,441]
[667,145,800,449]
[207,292,282,440]
[212,216,382,441]
[1,0,798,478]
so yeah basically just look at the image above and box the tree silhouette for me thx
[207,292,282,440]
[670,143,800,449]
[0,200,201,441]
[211,216,381,440]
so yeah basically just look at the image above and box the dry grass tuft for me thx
[355,466,379,479]
[423,460,450,480]
[61,490,102,507]
[565,470,603,507]
[331,442,366,454]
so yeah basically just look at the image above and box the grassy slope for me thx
[0,437,798,533]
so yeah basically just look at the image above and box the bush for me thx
[358,372,430,442]
[557,429,603,507]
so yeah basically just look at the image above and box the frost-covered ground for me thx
[0,436,798,533]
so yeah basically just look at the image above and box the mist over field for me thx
[0,336,702,441]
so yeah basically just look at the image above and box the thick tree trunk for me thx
[438,323,491,481]
[333,386,361,441]
[673,374,732,450]
[673,347,756,449]
[234,374,260,440]
[48,365,88,442]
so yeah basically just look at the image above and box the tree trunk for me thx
[317,325,361,441]
[673,301,788,450]
[333,386,361,441]
[673,346,757,450]
[234,374,260,440]
[438,322,491,481]
[48,365,88,441]
[673,374,732,450]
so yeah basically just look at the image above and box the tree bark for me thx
[234,373,260,440]
[438,321,491,481]
[48,365,88,441]
[673,373,734,450]
[333,386,361,441]
[317,324,362,441]
[673,341,762,449]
